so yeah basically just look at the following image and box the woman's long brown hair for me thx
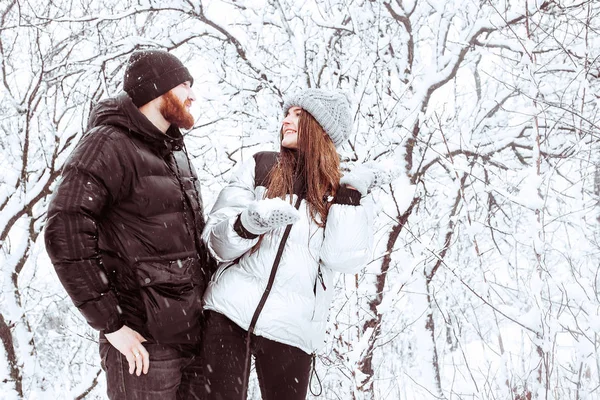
[265,110,341,226]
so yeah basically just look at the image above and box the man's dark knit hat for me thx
[123,50,194,107]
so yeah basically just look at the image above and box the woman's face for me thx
[281,106,302,149]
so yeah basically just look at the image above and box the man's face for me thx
[160,81,195,130]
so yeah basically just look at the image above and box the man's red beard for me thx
[160,90,194,130]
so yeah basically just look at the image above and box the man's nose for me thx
[188,88,197,102]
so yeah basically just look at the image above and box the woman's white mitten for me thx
[340,166,374,196]
[240,198,300,235]
[340,161,399,196]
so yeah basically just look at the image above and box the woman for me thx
[200,89,374,400]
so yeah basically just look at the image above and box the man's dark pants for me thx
[100,339,204,400]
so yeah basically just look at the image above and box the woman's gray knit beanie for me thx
[283,88,352,148]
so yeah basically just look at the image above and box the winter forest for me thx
[1,0,599,399]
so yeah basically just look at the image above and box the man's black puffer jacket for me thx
[45,93,210,347]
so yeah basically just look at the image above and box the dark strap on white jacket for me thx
[241,194,302,398]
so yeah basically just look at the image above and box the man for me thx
[45,49,211,399]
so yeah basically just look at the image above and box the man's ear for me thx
[146,93,164,108]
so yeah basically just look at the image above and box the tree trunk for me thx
[0,313,22,397]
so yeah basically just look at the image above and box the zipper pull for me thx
[317,268,326,291]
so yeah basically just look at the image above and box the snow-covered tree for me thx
[1,0,598,398]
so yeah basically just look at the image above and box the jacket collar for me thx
[87,92,185,156]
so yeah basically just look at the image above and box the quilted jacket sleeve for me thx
[319,186,373,274]
[202,157,260,263]
[44,128,131,333]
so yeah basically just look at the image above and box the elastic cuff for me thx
[102,320,124,335]
[234,215,259,239]
[333,186,362,206]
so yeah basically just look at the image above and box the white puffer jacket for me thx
[202,152,373,354]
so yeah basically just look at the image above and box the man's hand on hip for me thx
[105,325,149,376]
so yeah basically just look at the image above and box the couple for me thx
[45,50,377,400]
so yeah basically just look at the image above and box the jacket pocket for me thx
[135,257,202,343]
[99,341,112,372]
[211,258,239,284]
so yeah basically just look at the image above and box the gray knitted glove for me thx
[340,161,399,196]
[240,198,301,235]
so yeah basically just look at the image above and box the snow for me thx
[2,0,600,398]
